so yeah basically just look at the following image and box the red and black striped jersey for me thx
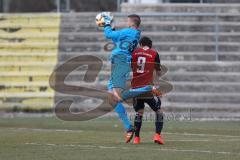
[131,47,161,89]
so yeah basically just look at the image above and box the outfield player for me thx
[131,37,164,144]
[102,14,153,143]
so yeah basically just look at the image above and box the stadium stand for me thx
[0,13,60,111]
[0,3,240,119]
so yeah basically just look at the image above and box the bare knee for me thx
[156,108,163,114]
[108,92,118,107]
[137,109,144,116]
[112,88,123,101]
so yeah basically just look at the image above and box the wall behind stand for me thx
[0,0,118,13]
[1,0,56,12]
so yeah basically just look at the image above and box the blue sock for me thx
[121,85,152,100]
[114,102,132,131]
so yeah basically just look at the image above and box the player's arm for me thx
[104,25,121,41]
[154,53,161,77]
[152,53,163,97]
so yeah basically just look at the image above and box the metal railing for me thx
[115,12,220,61]
[125,0,215,3]
[55,0,217,13]
[56,0,70,12]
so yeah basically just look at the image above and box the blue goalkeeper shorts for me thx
[108,54,131,91]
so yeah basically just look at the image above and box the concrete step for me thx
[0,13,59,20]
[0,73,51,83]
[0,42,58,48]
[0,92,53,98]
[121,3,240,14]
[172,82,240,93]
[100,61,240,72]
[157,52,240,61]
[164,61,240,72]
[165,102,240,110]
[1,92,239,112]
[59,78,240,93]
[52,78,240,93]
[159,108,240,120]
[2,68,239,86]
[57,69,240,83]
[0,37,57,43]
[0,32,58,38]
[0,102,53,111]
[51,71,240,84]
[0,35,58,43]
[61,13,240,23]
[52,60,240,73]
[0,24,59,28]
[1,93,239,112]
[0,14,59,36]
[58,42,240,52]
[59,22,240,32]
[2,80,239,93]
[132,14,240,22]
[0,33,58,43]
[54,91,240,105]
[0,49,57,54]
[0,82,52,93]
[0,92,54,110]
[0,54,56,62]
[59,32,240,43]
[0,62,56,72]
[0,42,58,52]
[164,71,240,82]
[61,21,240,26]
[166,92,240,103]
[0,27,58,34]
[140,22,240,32]
[154,42,240,52]
[0,72,52,83]
[57,51,240,62]
[2,60,234,74]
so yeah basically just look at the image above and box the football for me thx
[95,13,105,27]
[95,12,113,27]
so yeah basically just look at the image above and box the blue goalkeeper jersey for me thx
[104,25,141,58]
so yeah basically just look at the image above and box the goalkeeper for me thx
[102,13,154,143]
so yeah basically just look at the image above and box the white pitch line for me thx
[167,139,240,142]
[25,142,240,156]
[164,132,240,138]
[7,127,83,133]
[167,139,211,142]
[4,127,240,139]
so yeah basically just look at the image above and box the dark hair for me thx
[128,14,141,27]
[139,37,152,48]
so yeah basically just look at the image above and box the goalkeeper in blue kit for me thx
[102,13,153,143]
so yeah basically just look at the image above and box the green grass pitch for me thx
[0,116,239,160]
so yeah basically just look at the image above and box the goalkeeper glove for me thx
[101,12,113,26]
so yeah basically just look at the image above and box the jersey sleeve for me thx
[104,25,121,41]
[154,53,161,71]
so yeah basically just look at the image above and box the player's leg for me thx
[114,102,132,130]
[110,54,151,142]
[133,97,145,144]
[108,78,135,143]
[134,110,143,138]
[154,108,164,144]
[146,95,164,144]
[155,108,164,136]
[111,54,152,102]
[108,80,133,132]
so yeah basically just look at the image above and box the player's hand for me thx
[101,12,113,26]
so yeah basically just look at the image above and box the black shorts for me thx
[133,94,161,112]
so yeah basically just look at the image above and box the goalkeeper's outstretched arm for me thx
[104,25,120,41]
